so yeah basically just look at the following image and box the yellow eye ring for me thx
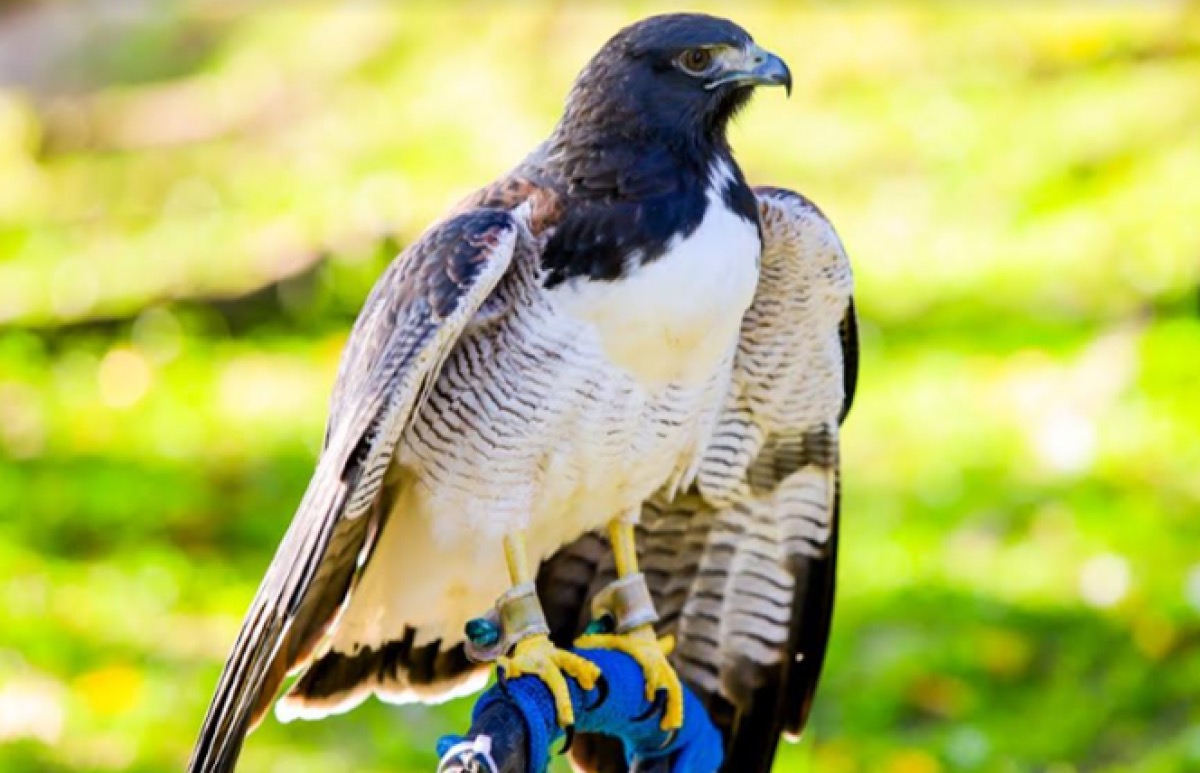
[678,48,714,75]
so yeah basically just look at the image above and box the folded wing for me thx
[188,208,527,773]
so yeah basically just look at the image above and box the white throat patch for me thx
[551,160,761,386]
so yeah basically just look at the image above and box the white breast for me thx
[549,162,761,386]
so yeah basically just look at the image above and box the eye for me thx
[678,47,714,75]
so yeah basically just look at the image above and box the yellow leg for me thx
[495,532,599,728]
[504,532,532,584]
[576,517,684,731]
[609,519,639,577]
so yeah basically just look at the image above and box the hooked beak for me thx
[706,43,793,96]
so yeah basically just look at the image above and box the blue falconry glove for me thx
[436,647,724,773]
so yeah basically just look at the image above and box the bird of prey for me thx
[187,13,856,773]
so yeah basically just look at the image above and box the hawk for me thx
[188,13,856,773]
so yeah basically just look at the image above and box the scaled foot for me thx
[497,633,601,728]
[575,624,683,730]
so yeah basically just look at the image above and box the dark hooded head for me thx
[556,14,791,148]
[536,15,786,288]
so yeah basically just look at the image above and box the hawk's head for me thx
[559,13,791,146]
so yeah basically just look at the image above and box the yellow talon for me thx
[575,624,684,731]
[497,633,601,728]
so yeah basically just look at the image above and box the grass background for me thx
[1,1,1199,771]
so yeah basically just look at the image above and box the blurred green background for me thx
[1,1,1199,771]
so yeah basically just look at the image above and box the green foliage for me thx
[1,3,1198,771]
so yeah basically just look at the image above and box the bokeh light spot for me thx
[0,674,65,744]
[945,726,990,769]
[132,306,184,364]
[97,347,153,408]
[74,664,144,717]
[1033,410,1097,475]
[1078,553,1131,608]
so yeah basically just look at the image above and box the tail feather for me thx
[276,632,487,723]
[188,461,358,773]
[190,602,288,772]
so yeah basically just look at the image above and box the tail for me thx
[188,456,367,772]
[188,596,291,772]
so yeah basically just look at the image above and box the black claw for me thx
[584,674,610,711]
[633,690,666,723]
[558,724,576,756]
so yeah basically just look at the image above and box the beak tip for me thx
[757,50,792,96]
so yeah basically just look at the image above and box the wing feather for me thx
[839,300,859,424]
[188,208,527,773]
